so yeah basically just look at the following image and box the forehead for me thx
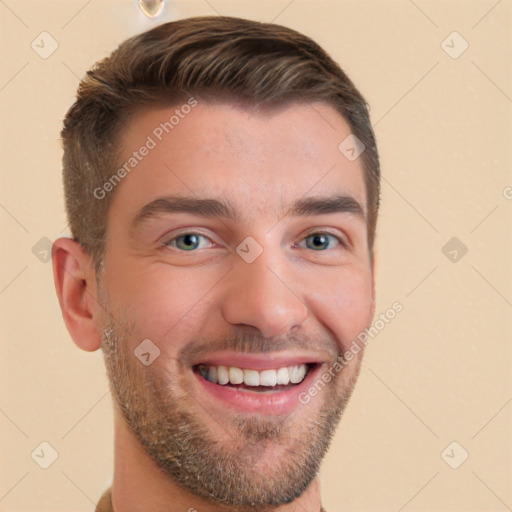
[110,101,367,223]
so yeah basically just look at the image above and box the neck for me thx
[111,413,324,512]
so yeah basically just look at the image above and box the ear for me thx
[52,237,103,352]
[370,248,378,320]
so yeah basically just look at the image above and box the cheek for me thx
[103,259,220,343]
[304,266,374,353]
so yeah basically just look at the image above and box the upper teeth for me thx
[198,364,308,386]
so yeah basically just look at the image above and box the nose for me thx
[221,250,309,339]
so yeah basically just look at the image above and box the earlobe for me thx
[52,237,103,352]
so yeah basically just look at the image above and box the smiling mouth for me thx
[194,363,316,393]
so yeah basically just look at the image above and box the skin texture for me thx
[53,101,376,512]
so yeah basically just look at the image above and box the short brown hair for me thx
[61,16,380,266]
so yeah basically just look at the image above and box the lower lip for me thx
[193,364,323,415]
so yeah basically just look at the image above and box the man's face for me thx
[98,101,375,507]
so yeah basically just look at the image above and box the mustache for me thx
[178,329,340,366]
[100,312,341,366]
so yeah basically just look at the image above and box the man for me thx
[52,15,380,512]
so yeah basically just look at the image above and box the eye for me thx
[300,232,342,251]
[164,232,213,251]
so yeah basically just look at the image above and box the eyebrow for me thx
[286,195,366,221]
[132,197,240,226]
[131,193,366,228]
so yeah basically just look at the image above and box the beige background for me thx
[1,0,511,511]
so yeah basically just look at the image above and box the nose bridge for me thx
[221,246,309,338]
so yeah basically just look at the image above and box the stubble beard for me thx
[100,312,360,510]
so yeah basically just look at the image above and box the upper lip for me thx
[192,352,327,371]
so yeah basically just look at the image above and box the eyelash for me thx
[297,231,346,251]
[164,232,215,251]
[163,230,347,252]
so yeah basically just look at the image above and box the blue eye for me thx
[165,232,342,252]
[303,233,340,251]
[166,233,211,251]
